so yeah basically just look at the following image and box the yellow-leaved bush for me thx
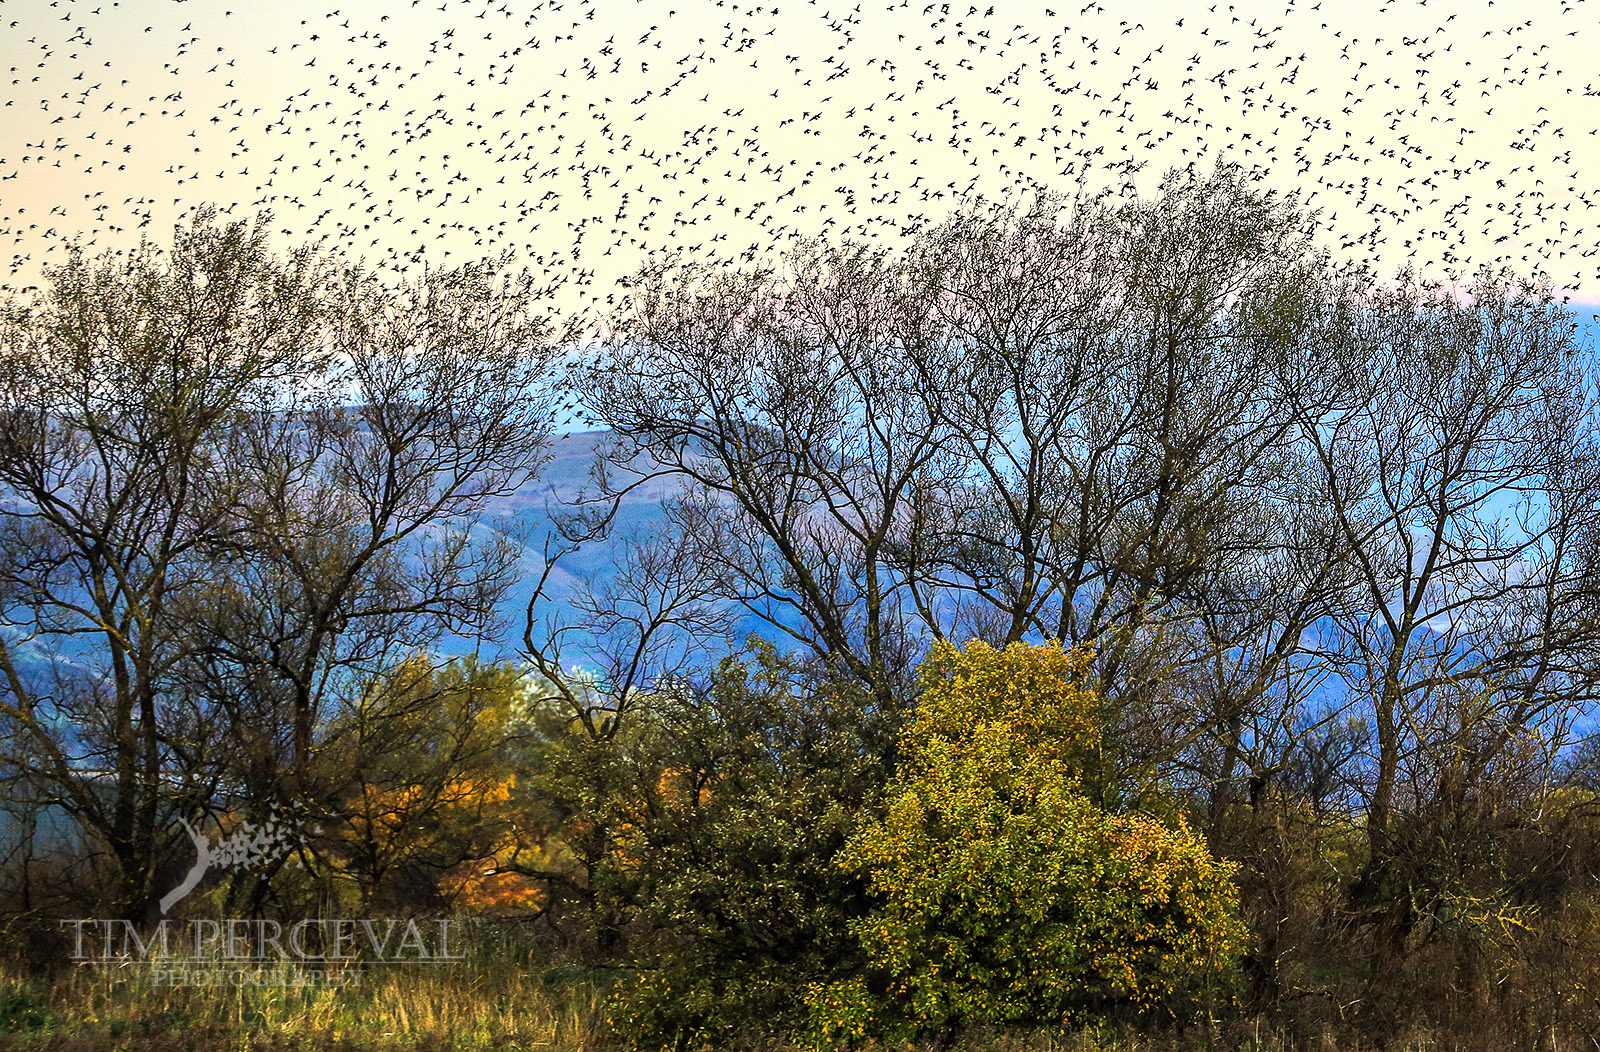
[804,640,1246,1046]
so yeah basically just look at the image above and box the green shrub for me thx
[0,980,56,1033]
[600,642,903,1050]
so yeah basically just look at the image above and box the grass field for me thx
[0,961,1494,1052]
[0,960,611,1052]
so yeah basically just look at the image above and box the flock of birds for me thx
[1,0,1598,331]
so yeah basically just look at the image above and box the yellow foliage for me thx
[807,640,1245,1045]
[907,639,1101,778]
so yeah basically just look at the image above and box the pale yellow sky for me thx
[3,0,1597,315]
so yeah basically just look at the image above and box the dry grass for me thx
[0,959,611,1051]
[2,965,1580,1052]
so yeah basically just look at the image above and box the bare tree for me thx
[0,211,322,919]
[580,165,1361,800]
[174,256,561,906]
[580,242,960,712]
[0,218,561,918]
[903,165,1353,793]
[522,482,742,741]
[1292,267,1600,970]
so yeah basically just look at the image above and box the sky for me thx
[3,0,1599,322]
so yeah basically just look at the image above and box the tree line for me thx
[5,165,1600,1048]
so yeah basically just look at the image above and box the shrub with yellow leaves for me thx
[805,640,1246,1046]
